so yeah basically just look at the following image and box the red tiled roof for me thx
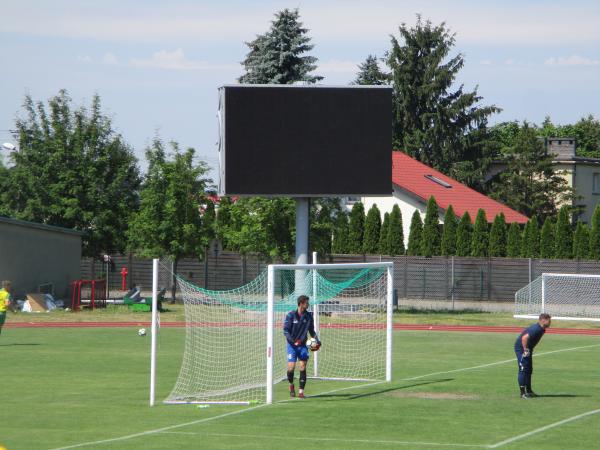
[392,152,528,224]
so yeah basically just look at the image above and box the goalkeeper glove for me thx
[294,339,302,346]
[522,349,531,358]
[311,341,321,352]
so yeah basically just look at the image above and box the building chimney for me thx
[547,138,576,160]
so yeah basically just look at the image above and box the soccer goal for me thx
[150,260,393,405]
[514,273,600,322]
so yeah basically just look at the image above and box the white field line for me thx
[159,431,484,448]
[487,408,600,448]
[50,342,600,450]
[49,381,383,450]
[403,343,600,381]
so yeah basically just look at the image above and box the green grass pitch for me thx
[1,326,599,449]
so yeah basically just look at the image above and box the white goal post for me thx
[150,260,393,406]
[514,273,600,322]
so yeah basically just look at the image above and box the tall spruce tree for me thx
[506,222,522,257]
[573,221,590,259]
[555,206,573,259]
[521,216,540,258]
[471,209,489,257]
[441,205,458,256]
[239,9,322,84]
[491,122,573,218]
[387,204,405,256]
[353,54,389,85]
[379,212,390,254]
[488,213,507,257]
[387,16,499,188]
[407,210,423,256]
[456,212,472,257]
[332,213,350,254]
[363,204,382,254]
[348,202,366,254]
[421,196,441,256]
[539,217,555,258]
[589,206,600,259]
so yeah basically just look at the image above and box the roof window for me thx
[425,174,452,188]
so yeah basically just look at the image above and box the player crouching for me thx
[283,295,321,399]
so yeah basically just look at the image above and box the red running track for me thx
[5,322,600,335]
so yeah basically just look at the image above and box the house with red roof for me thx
[358,152,528,245]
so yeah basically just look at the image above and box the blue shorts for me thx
[287,342,309,362]
[515,350,533,374]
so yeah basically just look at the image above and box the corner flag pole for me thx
[150,258,158,406]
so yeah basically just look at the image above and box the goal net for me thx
[515,273,600,322]
[160,262,393,405]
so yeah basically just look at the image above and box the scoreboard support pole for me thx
[295,198,310,295]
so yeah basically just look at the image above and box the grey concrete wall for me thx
[0,220,81,300]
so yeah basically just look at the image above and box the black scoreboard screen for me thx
[218,85,392,197]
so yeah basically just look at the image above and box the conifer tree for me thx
[506,222,522,257]
[348,202,366,254]
[363,204,382,254]
[407,210,423,256]
[379,212,390,254]
[589,206,600,259]
[573,221,590,260]
[387,204,405,256]
[420,196,441,257]
[554,206,573,259]
[441,205,458,256]
[522,216,540,258]
[456,212,472,257]
[353,54,389,85]
[239,9,322,84]
[332,213,349,254]
[488,213,507,257]
[387,17,499,188]
[539,217,555,259]
[471,209,489,257]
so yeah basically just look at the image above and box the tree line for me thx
[335,198,600,260]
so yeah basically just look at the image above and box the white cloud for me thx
[129,48,237,71]
[544,55,600,67]
[2,2,599,46]
[318,59,360,74]
[102,52,118,65]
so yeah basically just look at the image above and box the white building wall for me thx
[360,185,445,246]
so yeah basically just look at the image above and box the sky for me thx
[1,0,599,179]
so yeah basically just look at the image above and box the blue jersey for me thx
[283,310,318,345]
[514,323,546,352]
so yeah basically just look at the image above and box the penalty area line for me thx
[402,343,600,381]
[487,408,600,448]
[158,431,485,448]
[48,381,382,450]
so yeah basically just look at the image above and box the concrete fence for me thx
[80,253,600,311]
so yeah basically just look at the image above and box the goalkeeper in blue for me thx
[283,295,321,399]
[514,313,551,398]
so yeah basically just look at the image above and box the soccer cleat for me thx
[289,385,296,398]
[521,393,533,399]
[527,391,538,398]
[298,392,305,399]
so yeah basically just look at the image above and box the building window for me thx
[594,174,600,194]
[425,174,452,188]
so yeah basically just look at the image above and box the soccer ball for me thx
[138,328,147,336]
[306,338,318,350]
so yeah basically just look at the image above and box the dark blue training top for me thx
[514,323,546,352]
[283,310,318,345]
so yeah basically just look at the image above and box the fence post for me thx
[451,256,455,311]
[403,255,408,299]
[487,258,492,301]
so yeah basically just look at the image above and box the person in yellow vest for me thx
[0,280,12,336]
